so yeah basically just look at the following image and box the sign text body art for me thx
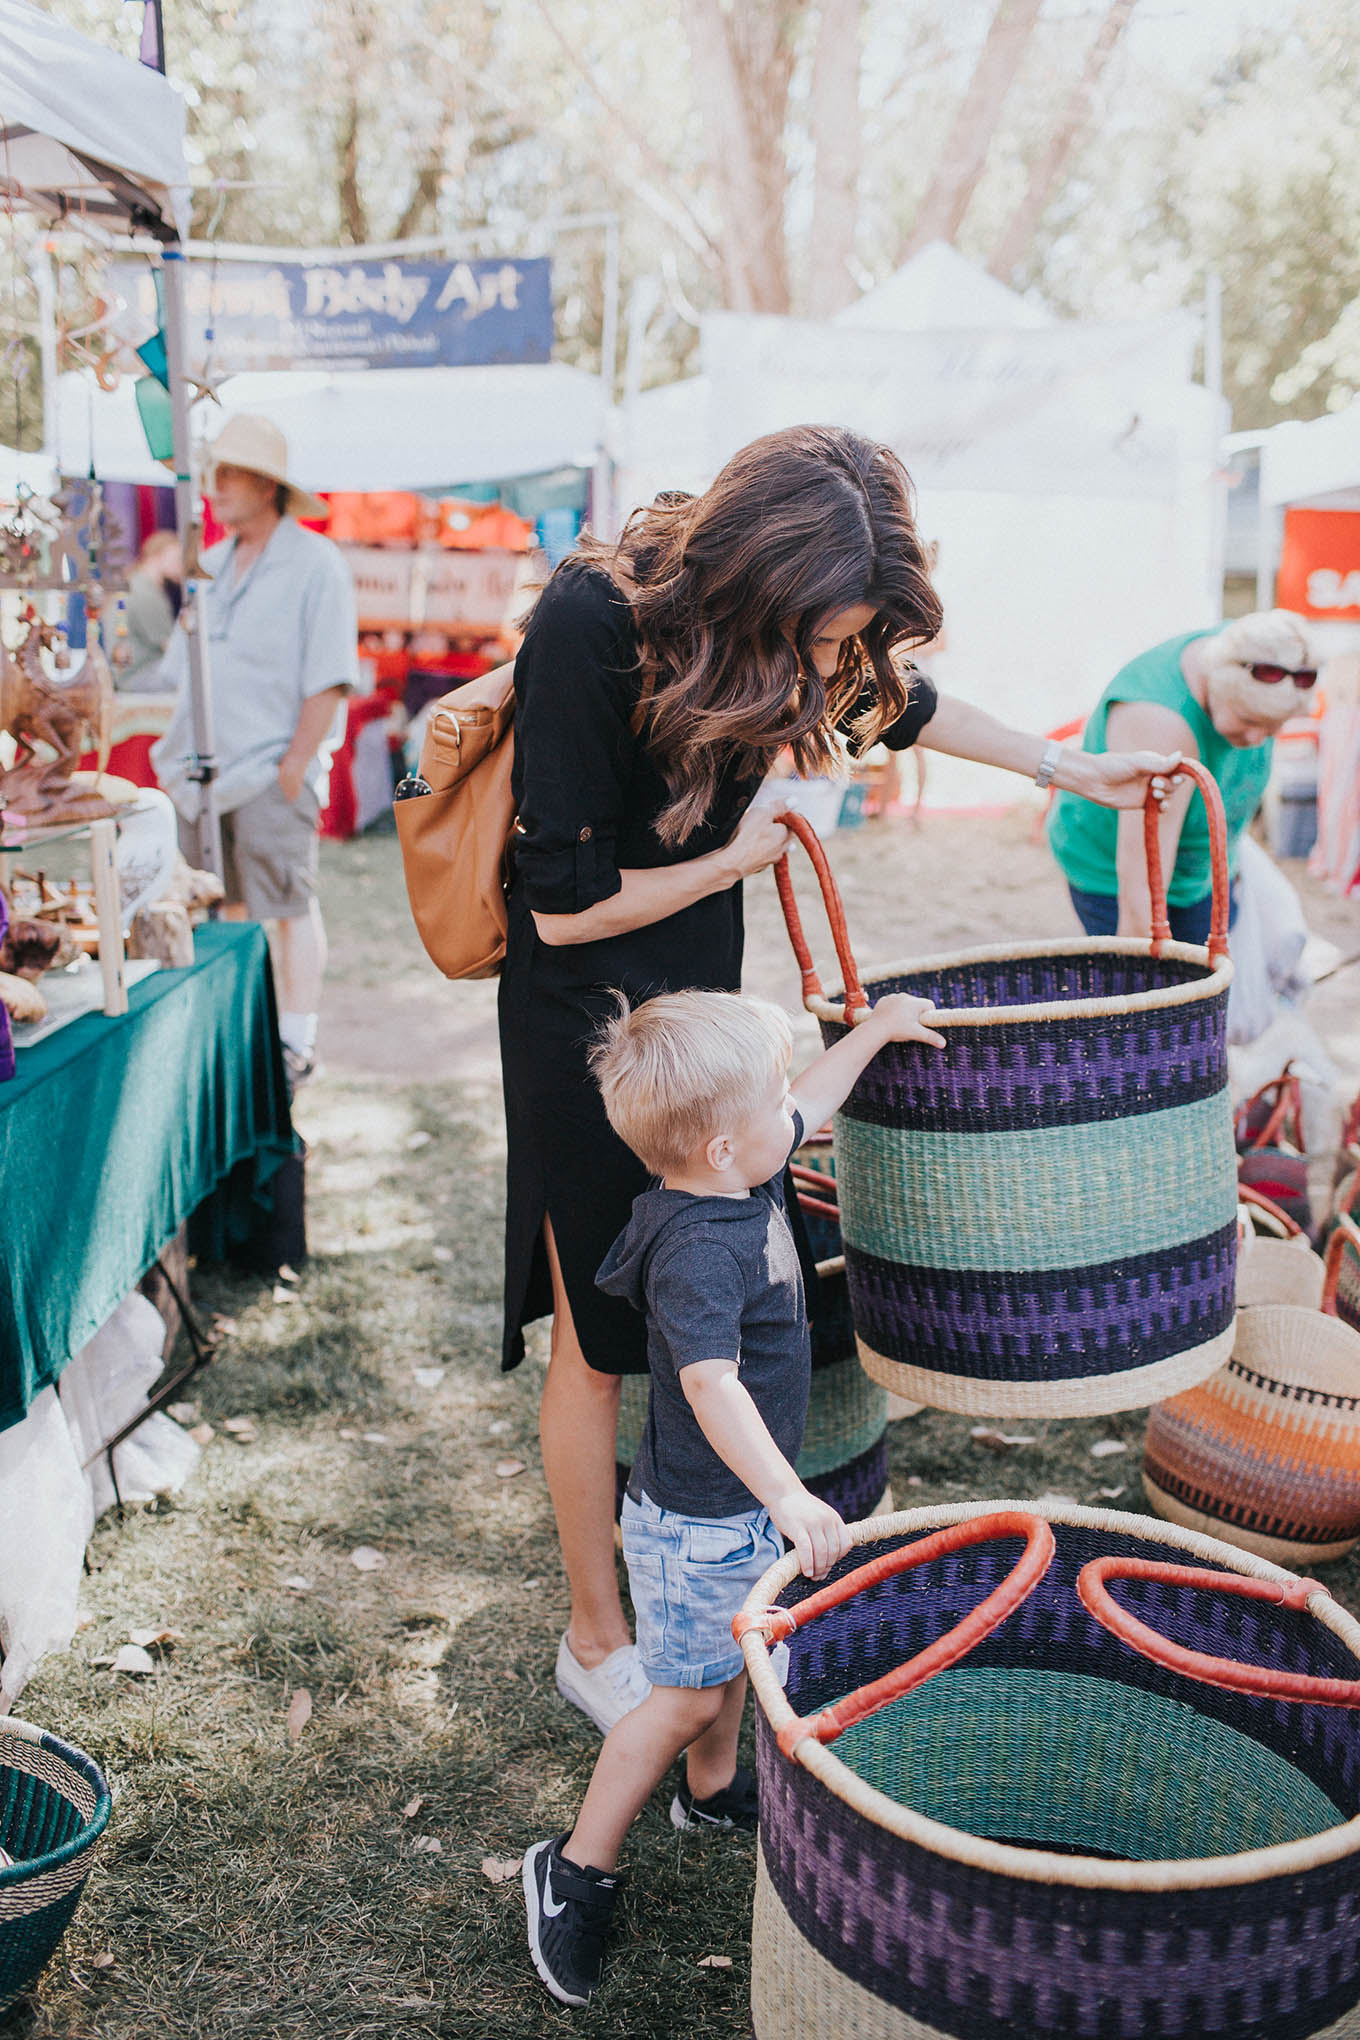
[113,258,553,375]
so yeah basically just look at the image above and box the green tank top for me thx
[1047,630,1273,907]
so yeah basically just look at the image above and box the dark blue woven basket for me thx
[0,1721,111,2011]
[739,1501,1360,2040]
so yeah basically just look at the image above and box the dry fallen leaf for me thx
[487,1419,511,1437]
[697,1954,733,1969]
[1089,1439,1128,1460]
[167,1401,199,1425]
[968,1428,1037,1453]
[402,1795,424,1820]
[1098,1484,1128,1500]
[337,1427,361,1442]
[495,1459,527,1480]
[286,1689,313,1742]
[413,1366,446,1389]
[128,1625,184,1652]
[480,1854,521,1882]
[110,1644,155,1677]
[282,1575,312,1593]
[212,1314,239,1338]
[413,1835,444,1855]
[431,1245,452,1264]
[91,1951,117,1972]
[361,1432,391,1446]
[222,1415,257,1437]
[406,1130,433,1150]
[350,1546,387,1572]
[189,1422,215,1446]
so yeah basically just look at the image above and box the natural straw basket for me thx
[773,760,1238,1417]
[736,1498,1360,2040]
[1235,1233,1325,1309]
[0,1720,111,2011]
[1144,1215,1360,1565]
[615,1150,892,1523]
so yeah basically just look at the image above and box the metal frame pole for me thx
[159,245,222,880]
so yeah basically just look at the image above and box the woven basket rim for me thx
[807,935,1233,1029]
[739,1497,1360,1892]
[0,1722,112,1889]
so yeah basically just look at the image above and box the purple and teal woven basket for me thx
[774,774,1239,1417]
[738,1499,1360,2040]
[0,1720,110,2011]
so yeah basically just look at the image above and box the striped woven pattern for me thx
[822,951,1238,1416]
[0,1723,111,2011]
[745,1506,1360,2040]
[1144,1274,1360,1565]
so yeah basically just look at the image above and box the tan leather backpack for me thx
[394,661,516,979]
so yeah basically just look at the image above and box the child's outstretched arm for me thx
[680,1360,851,1580]
[792,992,945,1137]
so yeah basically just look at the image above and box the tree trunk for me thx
[805,0,863,317]
[904,0,1044,256]
[685,0,800,313]
[988,0,1138,281]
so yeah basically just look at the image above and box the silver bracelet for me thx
[1033,739,1063,792]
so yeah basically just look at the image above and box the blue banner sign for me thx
[113,256,553,374]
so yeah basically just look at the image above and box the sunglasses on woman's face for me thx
[1248,662,1318,689]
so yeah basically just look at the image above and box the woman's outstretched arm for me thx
[917,692,1180,810]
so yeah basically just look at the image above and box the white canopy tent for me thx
[1261,403,1360,512]
[0,0,188,240]
[613,245,1224,807]
[53,360,607,493]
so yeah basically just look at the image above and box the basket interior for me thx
[774,1521,1360,1860]
[868,949,1209,1013]
[0,1743,99,1869]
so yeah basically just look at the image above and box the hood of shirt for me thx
[595,1186,772,1313]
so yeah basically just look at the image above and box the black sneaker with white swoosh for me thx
[523,1835,621,2005]
[669,1764,758,1832]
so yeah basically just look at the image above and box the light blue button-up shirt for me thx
[153,517,359,821]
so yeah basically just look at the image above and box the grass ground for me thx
[6,805,1359,2039]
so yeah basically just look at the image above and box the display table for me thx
[0,922,296,1432]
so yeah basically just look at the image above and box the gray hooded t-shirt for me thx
[596,1117,810,1519]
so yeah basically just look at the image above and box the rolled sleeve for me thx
[511,569,637,917]
[298,542,360,700]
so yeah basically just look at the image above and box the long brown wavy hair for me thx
[574,424,943,845]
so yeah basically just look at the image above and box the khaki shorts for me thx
[179,777,320,921]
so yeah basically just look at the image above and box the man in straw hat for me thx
[153,414,357,1089]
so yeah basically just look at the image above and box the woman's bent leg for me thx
[540,1217,633,1669]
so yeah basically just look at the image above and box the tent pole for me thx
[160,245,223,882]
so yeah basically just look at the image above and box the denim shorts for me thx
[620,1489,784,1690]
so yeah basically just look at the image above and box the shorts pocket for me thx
[621,1550,669,1658]
[684,1518,761,1568]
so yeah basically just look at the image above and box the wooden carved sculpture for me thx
[0,613,116,826]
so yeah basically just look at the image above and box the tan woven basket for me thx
[1236,1235,1326,1309]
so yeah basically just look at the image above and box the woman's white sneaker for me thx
[554,1635,650,1732]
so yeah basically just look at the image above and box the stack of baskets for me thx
[737,1499,1360,2040]
[0,1719,110,2011]
[1144,1215,1360,1563]
[774,761,1239,1417]
[615,1137,892,1524]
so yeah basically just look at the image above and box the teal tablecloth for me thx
[0,923,296,1431]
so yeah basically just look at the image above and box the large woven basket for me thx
[1144,1215,1360,1564]
[737,1499,1360,2040]
[616,1149,891,1522]
[774,761,1238,1416]
[0,1719,111,2011]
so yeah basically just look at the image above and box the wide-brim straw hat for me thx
[204,414,328,522]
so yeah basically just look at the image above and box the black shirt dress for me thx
[497,561,938,1374]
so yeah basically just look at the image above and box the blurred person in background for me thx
[153,414,356,1091]
[116,529,181,690]
[1049,611,1317,942]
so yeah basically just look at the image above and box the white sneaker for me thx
[554,1635,650,1733]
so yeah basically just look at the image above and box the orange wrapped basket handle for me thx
[1075,1556,1360,1706]
[735,1510,1056,1758]
[772,811,871,1017]
[1142,756,1231,962]
[1323,1214,1360,1317]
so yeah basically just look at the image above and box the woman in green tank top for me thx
[1048,610,1316,944]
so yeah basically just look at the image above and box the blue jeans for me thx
[1067,883,1235,946]
[620,1489,783,1689]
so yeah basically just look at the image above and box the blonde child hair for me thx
[590,989,793,1177]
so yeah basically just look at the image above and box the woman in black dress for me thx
[500,426,1179,1731]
